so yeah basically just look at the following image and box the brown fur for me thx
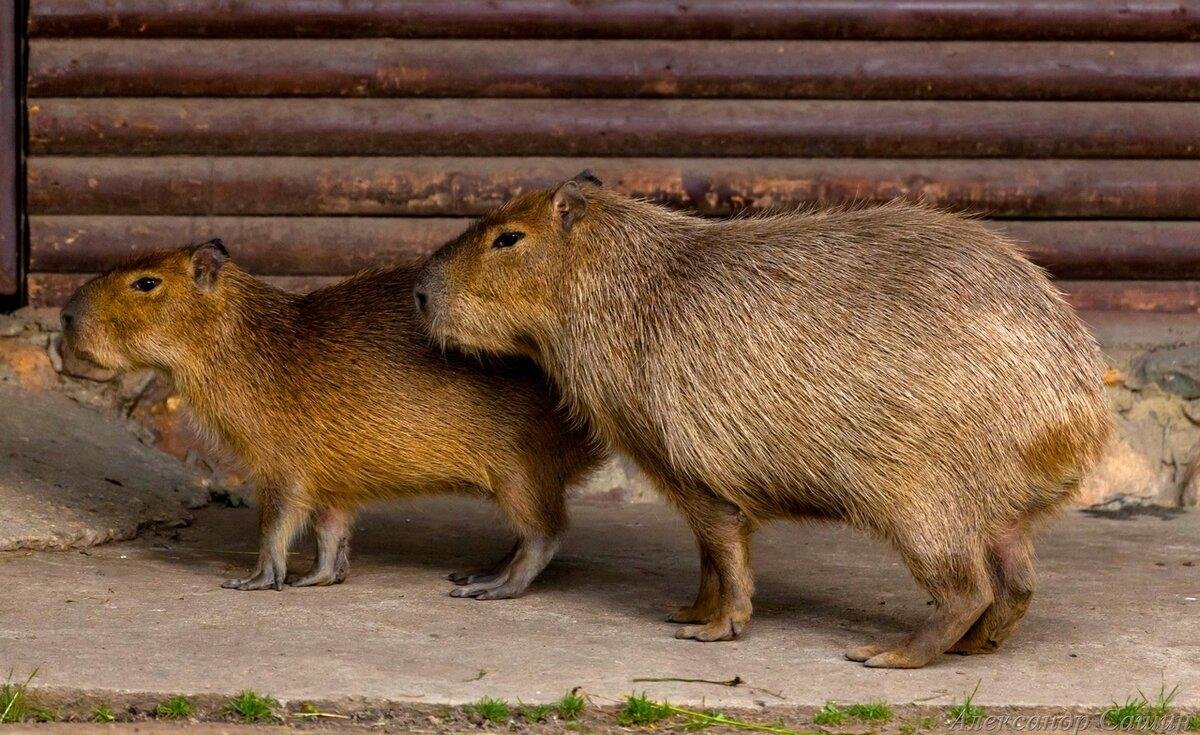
[61,243,601,597]
[415,178,1113,667]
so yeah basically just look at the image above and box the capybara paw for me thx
[448,570,502,586]
[221,568,283,591]
[863,649,933,669]
[844,644,888,663]
[667,604,714,624]
[947,638,999,656]
[286,571,342,588]
[674,618,743,642]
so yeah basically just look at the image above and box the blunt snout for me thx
[413,260,444,321]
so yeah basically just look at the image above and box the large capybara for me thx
[60,240,601,598]
[413,173,1113,668]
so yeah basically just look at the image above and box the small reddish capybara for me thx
[60,241,601,598]
[413,172,1112,668]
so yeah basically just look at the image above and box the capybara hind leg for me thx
[673,493,754,642]
[863,548,992,668]
[668,545,720,624]
[950,524,1035,655]
[222,491,308,591]
[449,542,518,585]
[450,475,566,600]
[450,534,561,599]
[288,506,354,587]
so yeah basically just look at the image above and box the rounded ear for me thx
[571,169,603,187]
[191,238,228,291]
[552,181,587,232]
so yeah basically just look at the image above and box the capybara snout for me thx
[420,175,1112,667]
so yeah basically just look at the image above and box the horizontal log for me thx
[26,157,1200,219]
[26,39,1200,101]
[27,1,1200,40]
[29,216,467,274]
[28,99,1200,158]
[29,272,1200,314]
[28,217,1200,280]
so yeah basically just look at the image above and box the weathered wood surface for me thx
[27,99,1200,158]
[27,40,1200,101]
[26,157,1200,219]
[28,1,1200,40]
[27,216,1200,281]
[32,272,1200,313]
[0,0,18,295]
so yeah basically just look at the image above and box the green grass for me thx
[222,690,278,723]
[521,702,554,723]
[155,695,193,720]
[947,684,985,726]
[466,696,511,725]
[812,702,847,726]
[846,702,893,722]
[899,715,938,735]
[557,691,587,721]
[92,704,117,723]
[1185,714,1200,731]
[617,693,673,727]
[1104,685,1178,730]
[0,669,40,723]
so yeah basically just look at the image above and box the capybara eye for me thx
[131,276,162,292]
[492,231,525,249]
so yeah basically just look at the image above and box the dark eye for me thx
[131,276,161,292]
[492,231,525,249]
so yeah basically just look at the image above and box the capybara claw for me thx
[845,644,888,663]
[222,565,284,591]
[674,619,742,642]
[863,650,929,669]
[286,571,340,588]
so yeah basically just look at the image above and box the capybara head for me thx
[414,171,603,356]
[61,240,230,371]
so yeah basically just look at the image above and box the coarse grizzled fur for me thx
[415,174,1112,668]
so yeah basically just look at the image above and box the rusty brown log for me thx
[26,157,1200,219]
[28,216,468,274]
[28,99,1200,158]
[27,39,1200,101]
[30,272,1200,314]
[27,1,1200,40]
[29,217,1200,280]
[997,221,1200,279]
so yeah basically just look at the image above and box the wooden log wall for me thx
[22,1,1200,312]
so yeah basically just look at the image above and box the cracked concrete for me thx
[1,497,1197,709]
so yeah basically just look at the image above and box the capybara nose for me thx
[414,287,429,315]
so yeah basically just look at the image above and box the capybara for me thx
[413,173,1113,668]
[60,240,601,598]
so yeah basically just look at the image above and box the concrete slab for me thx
[0,384,205,551]
[1,498,1197,708]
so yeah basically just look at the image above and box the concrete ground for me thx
[2,496,1197,710]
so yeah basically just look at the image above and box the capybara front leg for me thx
[673,494,754,642]
[949,523,1035,655]
[288,506,353,587]
[862,549,992,668]
[222,491,308,591]
[668,543,720,624]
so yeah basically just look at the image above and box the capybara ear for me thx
[552,181,588,231]
[191,238,228,291]
[571,169,603,187]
